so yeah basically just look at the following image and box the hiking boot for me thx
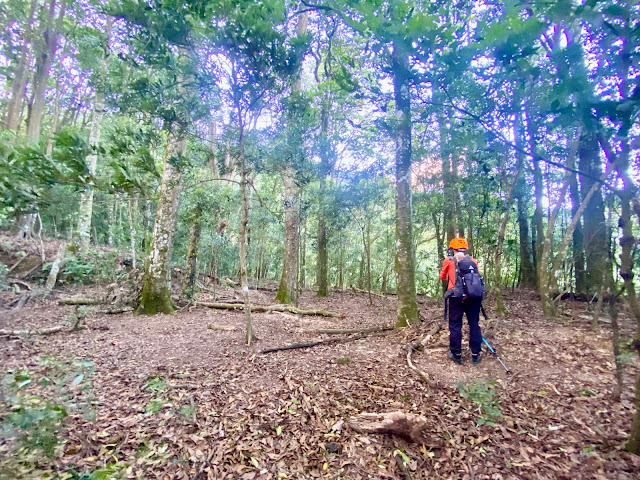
[448,352,463,365]
[472,352,482,364]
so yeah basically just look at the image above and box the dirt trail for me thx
[1,284,639,479]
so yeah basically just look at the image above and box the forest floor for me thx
[1,244,640,479]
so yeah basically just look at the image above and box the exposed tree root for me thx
[199,302,343,317]
[347,412,430,443]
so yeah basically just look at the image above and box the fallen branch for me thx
[0,325,66,337]
[261,330,392,354]
[99,307,133,314]
[347,412,430,443]
[7,278,32,291]
[405,324,441,385]
[58,298,104,306]
[350,286,385,298]
[301,326,394,335]
[199,302,343,318]
[207,323,237,331]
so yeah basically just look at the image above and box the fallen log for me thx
[301,326,394,335]
[261,330,392,354]
[199,302,342,318]
[347,412,430,443]
[58,298,104,306]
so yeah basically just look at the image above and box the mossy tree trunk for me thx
[136,129,185,315]
[391,38,418,327]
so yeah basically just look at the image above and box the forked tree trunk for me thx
[136,129,185,315]
[391,38,418,327]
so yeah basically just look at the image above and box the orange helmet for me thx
[449,237,468,250]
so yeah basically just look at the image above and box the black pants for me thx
[448,297,482,356]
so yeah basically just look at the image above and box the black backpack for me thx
[447,255,485,299]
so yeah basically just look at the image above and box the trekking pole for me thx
[443,297,449,324]
[482,337,511,374]
[479,304,511,373]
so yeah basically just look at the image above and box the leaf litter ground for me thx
[1,283,640,479]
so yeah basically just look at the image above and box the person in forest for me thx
[440,237,483,365]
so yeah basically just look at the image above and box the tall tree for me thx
[26,0,67,141]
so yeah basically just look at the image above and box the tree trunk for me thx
[136,129,185,315]
[525,103,544,285]
[392,38,418,327]
[569,163,586,293]
[299,215,307,290]
[238,119,256,344]
[316,98,330,297]
[493,148,523,315]
[275,12,308,306]
[127,195,138,269]
[4,0,38,130]
[26,0,66,141]
[208,117,219,178]
[74,17,110,252]
[182,208,202,299]
[579,129,608,294]
[275,166,300,305]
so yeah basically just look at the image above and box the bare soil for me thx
[1,271,640,479]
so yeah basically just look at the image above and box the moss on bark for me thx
[135,280,175,315]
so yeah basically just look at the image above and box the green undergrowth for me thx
[0,356,99,478]
[457,379,503,426]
